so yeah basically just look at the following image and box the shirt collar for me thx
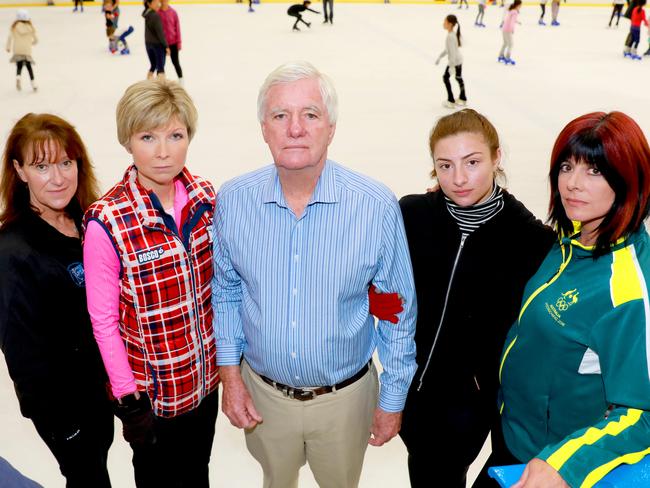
[262,160,339,207]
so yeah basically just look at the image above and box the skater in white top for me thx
[498,0,521,65]
[436,15,467,109]
[5,9,37,92]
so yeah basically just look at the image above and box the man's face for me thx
[261,78,336,174]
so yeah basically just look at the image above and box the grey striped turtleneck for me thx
[444,184,505,234]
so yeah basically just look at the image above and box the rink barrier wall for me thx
[0,0,620,6]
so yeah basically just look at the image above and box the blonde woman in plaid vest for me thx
[83,79,219,488]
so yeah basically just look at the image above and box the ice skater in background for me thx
[436,15,467,109]
[475,0,487,27]
[159,0,183,83]
[550,0,561,25]
[143,0,169,79]
[539,0,560,25]
[538,0,547,25]
[609,0,625,27]
[103,0,118,52]
[499,0,521,65]
[73,0,84,12]
[287,1,319,31]
[458,0,469,10]
[624,0,648,59]
[5,9,37,92]
[322,0,334,24]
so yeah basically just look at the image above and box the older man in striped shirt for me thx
[212,61,417,488]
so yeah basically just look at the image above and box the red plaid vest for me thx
[84,166,219,417]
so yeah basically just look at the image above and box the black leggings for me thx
[16,60,34,80]
[609,3,623,25]
[168,44,183,78]
[31,400,114,488]
[540,3,546,19]
[443,65,467,103]
[146,43,166,74]
[323,0,333,21]
[131,389,219,488]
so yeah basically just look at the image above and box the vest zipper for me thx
[417,232,468,392]
[148,224,207,400]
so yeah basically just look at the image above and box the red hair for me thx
[548,111,650,255]
[0,113,100,226]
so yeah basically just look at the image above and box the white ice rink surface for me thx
[1,2,649,486]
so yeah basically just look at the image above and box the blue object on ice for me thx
[488,456,650,488]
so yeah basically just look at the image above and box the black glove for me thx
[114,392,157,446]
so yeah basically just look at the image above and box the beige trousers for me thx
[241,361,379,488]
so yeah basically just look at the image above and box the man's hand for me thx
[512,458,569,488]
[368,408,402,447]
[220,365,263,429]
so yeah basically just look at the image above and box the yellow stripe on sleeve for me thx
[610,246,643,308]
[546,409,644,471]
[580,447,650,488]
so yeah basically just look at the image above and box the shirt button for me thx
[291,352,297,358]
[295,376,300,380]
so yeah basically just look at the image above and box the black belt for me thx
[258,361,372,401]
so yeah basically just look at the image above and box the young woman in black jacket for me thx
[397,109,556,487]
[0,113,113,487]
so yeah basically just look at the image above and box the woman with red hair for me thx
[0,113,113,487]
[496,111,650,487]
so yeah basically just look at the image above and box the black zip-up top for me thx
[143,8,168,47]
[0,210,108,422]
[399,190,555,403]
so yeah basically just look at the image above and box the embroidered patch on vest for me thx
[136,246,166,264]
[67,262,85,288]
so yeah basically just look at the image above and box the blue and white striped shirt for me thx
[212,161,417,412]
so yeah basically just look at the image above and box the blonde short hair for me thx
[116,79,198,147]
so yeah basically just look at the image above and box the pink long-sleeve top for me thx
[158,6,182,48]
[502,9,519,33]
[83,180,189,399]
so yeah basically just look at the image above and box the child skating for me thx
[5,9,37,92]
[624,0,648,59]
[499,0,521,65]
[159,0,183,83]
[436,15,467,109]
[287,1,319,31]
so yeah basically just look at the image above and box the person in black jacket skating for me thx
[0,113,114,487]
[287,1,319,31]
[397,109,556,487]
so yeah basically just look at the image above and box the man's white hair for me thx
[257,61,338,124]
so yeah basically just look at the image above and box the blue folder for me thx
[488,456,650,488]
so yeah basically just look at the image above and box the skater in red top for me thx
[624,0,648,59]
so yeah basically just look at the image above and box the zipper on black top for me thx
[417,232,468,392]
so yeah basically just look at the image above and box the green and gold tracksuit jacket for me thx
[499,228,650,488]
